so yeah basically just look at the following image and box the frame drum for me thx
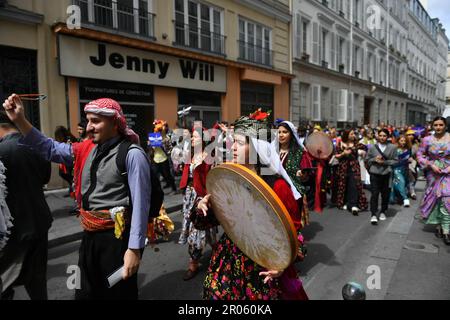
[304,132,333,159]
[206,163,298,271]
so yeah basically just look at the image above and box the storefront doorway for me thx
[178,88,221,128]
[241,81,274,122]
[78,78,154,149]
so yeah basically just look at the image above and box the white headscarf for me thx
[267,120,306,199]
[277,121,305,149]
[250,137,302,200]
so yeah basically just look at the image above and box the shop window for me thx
[0,45,40,129]
[178,89,221,128]
[78,78,154,150]
[240,81,274,123]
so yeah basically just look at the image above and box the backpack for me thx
[116,140,164,220]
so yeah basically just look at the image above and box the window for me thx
[353,0,361,26]
[379,58,386,85]
[299,83,310,121]
[348,92,355,122]
[238,18,272,66]
[241,82,274,121]
[353,44,362,75]
[74,0,155,38]
[368,52,374,81]
[295,14,301,57]
[302,20,309,54]
[337,89,348,121]
[321,29,328,65]
[337,37,344,66]
[312,85,321,121]
[312,22,319,64]
[175,0,224,54]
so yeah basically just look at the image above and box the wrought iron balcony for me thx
[174,21,226,56]
[73,0,155,39]
[238,40,273,67]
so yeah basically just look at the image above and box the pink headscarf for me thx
[84,98,140,144]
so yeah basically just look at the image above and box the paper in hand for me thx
[107,266,124,288]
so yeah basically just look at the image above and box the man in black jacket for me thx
[0,112,52,300]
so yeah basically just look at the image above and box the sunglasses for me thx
[18,94,47,101]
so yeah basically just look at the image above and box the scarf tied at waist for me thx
[79,207,130,239]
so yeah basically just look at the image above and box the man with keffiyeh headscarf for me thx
[3,94,151,300]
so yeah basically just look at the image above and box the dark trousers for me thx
[370,174,391,216]
[0,235,48,300]
[75,230,139,300]
[345,169,358,208]
[154,160,176,191]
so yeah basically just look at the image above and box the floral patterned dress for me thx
[335,142,368,210]
[178,163,218,260]
[191,177,308,300]
[417,134,450,232]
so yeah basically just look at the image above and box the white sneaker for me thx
[379,213,387,221]
[343,205,348,211]
[371,216,378,225]
[351,207,360,216]
[403,199,410,207]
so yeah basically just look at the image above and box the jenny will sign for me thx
[58,35,227,92]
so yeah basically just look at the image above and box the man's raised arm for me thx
[3,93,73,166]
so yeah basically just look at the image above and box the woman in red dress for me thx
[191,112,308,300]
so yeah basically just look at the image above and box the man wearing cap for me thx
[3,94,150,300]
[0,111,52,300]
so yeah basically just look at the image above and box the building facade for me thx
[0,0,292,188]
[406,0,448,125]
[435,22,449,118]
[292,0,409,128]
[291,0,448,128]
[447,50,450,108]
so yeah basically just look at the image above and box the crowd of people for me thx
[0,91,449,301]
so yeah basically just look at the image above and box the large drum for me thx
[206,163,298,271]
[305,132,333,159]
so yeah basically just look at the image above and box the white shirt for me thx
[378,143,387,153]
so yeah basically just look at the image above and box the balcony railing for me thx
[238,40,273,67]
[174,22,226,56]
[73,0,155,39]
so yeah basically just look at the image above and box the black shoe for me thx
[435,228,444,239]
[443,234,450,246]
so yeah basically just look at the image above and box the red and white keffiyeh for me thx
[84,98,140,144]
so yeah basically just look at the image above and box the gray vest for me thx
[81,141,129,210]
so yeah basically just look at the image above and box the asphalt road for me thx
[13,183,450,300]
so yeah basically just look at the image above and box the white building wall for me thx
[292,0,410,126]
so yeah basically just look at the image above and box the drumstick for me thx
[17,94,47,101]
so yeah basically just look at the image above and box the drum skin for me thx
[206,163,298,271]
[305,132,333,159]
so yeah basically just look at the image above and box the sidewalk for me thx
[385,184,450,299]
[301,180,450,300]
[45,183,184,248]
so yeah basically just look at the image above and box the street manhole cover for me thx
[404,241,439,254]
